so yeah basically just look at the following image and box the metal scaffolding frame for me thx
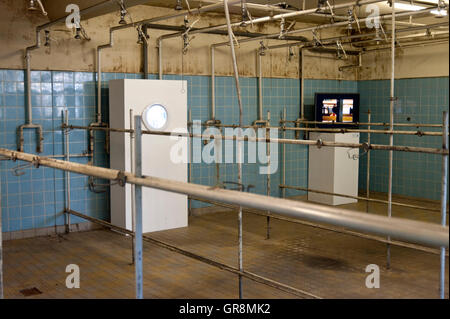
[25,106,450,299]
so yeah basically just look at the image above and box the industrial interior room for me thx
[0,0,449,301]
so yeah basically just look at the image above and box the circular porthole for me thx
[142,103,168,130]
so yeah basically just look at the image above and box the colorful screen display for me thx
[315,93,359,128]
[342,99,354,123]
[321,99,338,123]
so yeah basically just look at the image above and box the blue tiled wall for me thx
[0,69,110,232]
[2,67,446,233]
[358,77,449,200]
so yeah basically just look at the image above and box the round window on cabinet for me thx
[142,103,168,130]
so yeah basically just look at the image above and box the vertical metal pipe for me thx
[439,111,449,299]
[188,109,193,215]
[366,110,371,213]
[64,110,71,233]
[266,111,271,239]
[0,175,3,299]
[223,0,244,299]
[158,38,163,80]
[211,46,216,119]
[258,50,263,121]
[26,52,32,124]
[142,25,149,79]
[130,109,135,264]
[96,49,102,123]
[386,0,396,270]
[300,48,305,120]
[134,115,144,299]
[282,107,286,199]
[216,127,222,185]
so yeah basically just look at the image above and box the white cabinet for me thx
[109,79,188,233]
[308,132,360,205]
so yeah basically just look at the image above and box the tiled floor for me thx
[2,194,448,299]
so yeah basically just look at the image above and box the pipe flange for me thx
[316,139,324,149]
[416,130,424,137]
[10,152,17,162]
[116,171,127,187]
[362,142,370,152]
[32,156,40,168]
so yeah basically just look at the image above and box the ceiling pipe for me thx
[210,6,441,49]
[201,0,349,21]
[28,0,48,16]
[265,21,449,50]
[173,0,386,36]
[362,38,449,51]
[157,0,385,52]
[142,24,149,79]
[348,30,449,47]
[264,29,448,58]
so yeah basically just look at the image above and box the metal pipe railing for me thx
[279,184,445,213]
[0,148,449,248]
[282,120,444,128]
[0,147,448,249]
[276,126,443,136]
[188,195,447,256]
[62,124,449,155]
[186,121,446,136]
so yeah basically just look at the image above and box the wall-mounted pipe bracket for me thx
[116,171,128,187]
[205,119,222,126]
[253,120,269,127]
[316,139,324,149]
